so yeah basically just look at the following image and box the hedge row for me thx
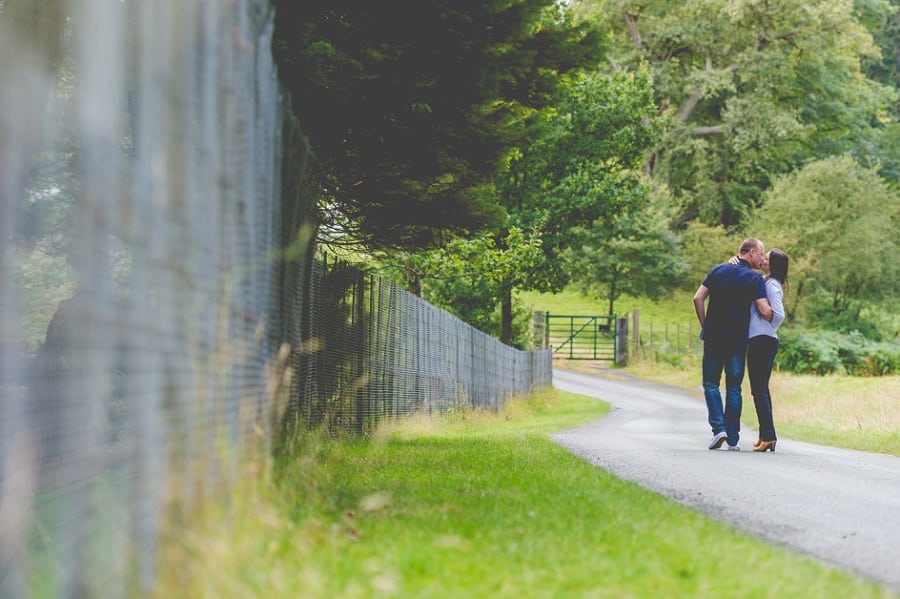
[775,330,900,376]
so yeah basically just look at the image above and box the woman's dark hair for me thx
[767,248,789,293]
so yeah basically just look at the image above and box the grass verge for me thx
[152,388,896,598]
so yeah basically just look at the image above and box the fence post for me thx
[533,310,545,349]
[545,311,550,350]
[632,309,640,358]
[616,316,628,364]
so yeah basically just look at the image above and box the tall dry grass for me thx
[767,374,900,454]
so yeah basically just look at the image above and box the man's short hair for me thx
[739,238,761,255]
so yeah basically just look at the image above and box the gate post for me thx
[615,316,628,364]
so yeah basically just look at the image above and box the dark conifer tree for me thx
[273,0,603,250]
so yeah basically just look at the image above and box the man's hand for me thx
[755,297,773,322]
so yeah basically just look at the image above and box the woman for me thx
[747,249,788,452]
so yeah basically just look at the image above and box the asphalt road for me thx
[550,367,900,592]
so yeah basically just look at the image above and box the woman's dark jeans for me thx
[747,335,779,442]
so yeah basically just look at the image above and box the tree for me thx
[407,66,666,343]
[857,0,900,186]
[565,185,684,315]
[751,155,899,331]
[861,0,899,99]
[503,65,666,298]
[408,227,545,348]
[273,0,604,250]
[678,220,741,284]
[574,0,898,227]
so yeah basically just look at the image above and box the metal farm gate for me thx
[545,313,619,361]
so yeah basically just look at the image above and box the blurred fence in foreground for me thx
[0,1,551,596]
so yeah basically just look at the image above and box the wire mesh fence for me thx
[287,255,553,436]
[625,310,703,363]
[0,0,551,596]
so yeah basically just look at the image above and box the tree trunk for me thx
[607,276,617,318]
[405,259,422,297]
[619,5,642,49]
[500,284,513,346]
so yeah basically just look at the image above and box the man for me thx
[693,238,773,450]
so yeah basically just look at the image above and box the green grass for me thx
[519,287,697,326]
[153,389,897,598]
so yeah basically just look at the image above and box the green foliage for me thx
[565,191,685,315]
[750,155,900,325]
[861,0,900,106]
[396,67,671,344]
[855,120,900,186]
[410,227,545,349]
[653,341,684,367]
[9,246,73,353]
[803,289,886,341]
[273,0,605,250]
[837,336,900,376]
[506,67,669,308]
[678,221,742,285]
[583,0,898,228]
[777,330,900,376]
[776,332,843,375]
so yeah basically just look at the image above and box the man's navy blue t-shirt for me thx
[701,258,767,351]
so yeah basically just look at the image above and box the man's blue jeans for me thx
[702,342,746,447]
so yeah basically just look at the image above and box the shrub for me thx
[776,330,899,376]
[653,342,683,367]
[843,340,900,377]
[803,294,883,341]
[776,332,842,375]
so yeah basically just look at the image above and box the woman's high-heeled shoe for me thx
[754,440,777,452]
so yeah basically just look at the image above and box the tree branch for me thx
[692,126,724,136]
[675,60,740,123]
[618,4,642,49]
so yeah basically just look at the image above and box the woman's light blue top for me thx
[749,278,785,339]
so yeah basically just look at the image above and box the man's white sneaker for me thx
[727,444,741,451]
[708,431,727,449]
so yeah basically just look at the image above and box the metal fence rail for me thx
[0,1,551,596]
